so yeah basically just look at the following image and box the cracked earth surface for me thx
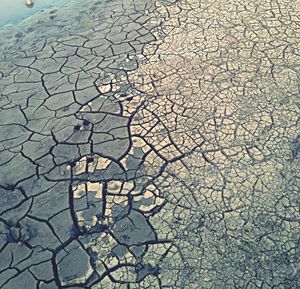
[0,0,299,288]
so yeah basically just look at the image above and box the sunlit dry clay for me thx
[144,190,153,199]
[134,190,153,202]
[107,180,123,194]
[98,83,111,94]
[96,157,111,170]
[135,192,163,212]
[132,136,150,153]
[120,181,135,195]
[105,195,128,217]
[87,160,96,173]
[87,182,103,199]
[79,102,92,112]
[119,154,129,170]
[74,156,87,175]
[73,184,86,199]
[107,180,138,195]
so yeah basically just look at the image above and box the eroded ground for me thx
[0,0,299,288]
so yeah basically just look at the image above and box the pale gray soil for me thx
[0,0,299,288]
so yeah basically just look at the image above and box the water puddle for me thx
[0,0,70,27]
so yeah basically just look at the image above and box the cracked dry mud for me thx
[0,0,299,288]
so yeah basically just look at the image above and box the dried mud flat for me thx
[0,0,299,288]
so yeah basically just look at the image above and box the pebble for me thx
[15,32,23,38]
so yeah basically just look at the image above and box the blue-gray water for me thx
[0,0,70,27]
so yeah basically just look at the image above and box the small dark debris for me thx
[5,183,15,191]
[291,135,300,160]
[15,32,23,38]
[87,157,94,163]
[135,262,160,281]
[90,223,108,233]
[96,213,104,220]
[6,227,20,243]
[69,161,77,168]
[27,26,35,33]
[83,119,90,126]
[74,124,81,131]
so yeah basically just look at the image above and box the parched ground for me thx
[0,0,299,288]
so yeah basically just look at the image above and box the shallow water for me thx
[0,0,299,288]
[0,0,70,27]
